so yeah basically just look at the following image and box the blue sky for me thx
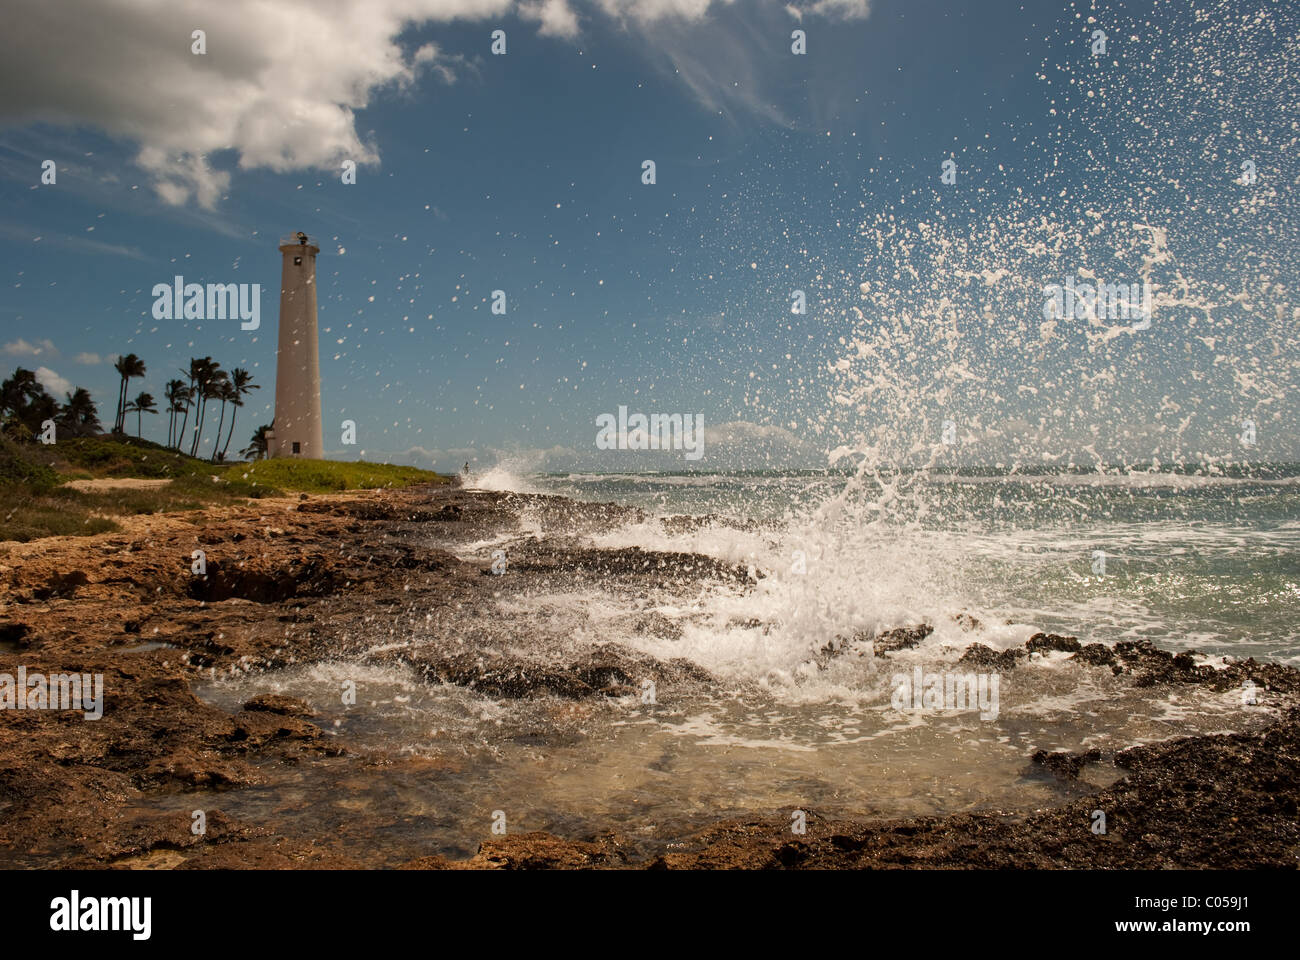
[1,0,1296,470]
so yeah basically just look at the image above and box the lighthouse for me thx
[269,231,323,459]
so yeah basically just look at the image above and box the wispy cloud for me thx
[0,221,148,260]
[0,0,872,209]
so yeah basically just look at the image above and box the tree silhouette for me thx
[1,367,58,437]
[57,387,101,437]
[164,379,188,448]
[186,358,221,457]
[242,423,272,461]
[210,372,235,462]
[177,358,208,454]
[1,368,39,420]
[112,354,145,434]
[125,391,157,438]
[219,368,259,461]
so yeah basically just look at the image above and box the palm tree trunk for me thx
[176,385,192,451]
[137,408,142,437]
[221,408,238,460]
[190,396,205,457]
[115,376,126,432]
[212,400,227,462]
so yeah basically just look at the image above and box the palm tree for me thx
[57,387,101,436]
[1,367,58,437]
[209,372,234,462]
[219,368,259,461]
[242,423,272,461]
[187,358,222,457]
[112,354,145,433]
[126,391,157,438]
[164,379,188,448]
[177,357,209,453]
[1,367,39,420]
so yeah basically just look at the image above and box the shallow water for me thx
[191,650,1276,863]
[172,466,1300,861]
[189,478,1290,863]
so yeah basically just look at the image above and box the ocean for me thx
[192,465,1300,859]
[494,466,1300,663]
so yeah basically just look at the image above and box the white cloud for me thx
[0,0,871,208]
[521,0,582,37]
[594,0,719,22]
[34,366,72,396]
[790,0,870,19]
[4,338,58,358]
[73,352,103,365]
[0,0,518,208]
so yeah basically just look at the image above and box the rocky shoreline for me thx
[1,483,1296,869]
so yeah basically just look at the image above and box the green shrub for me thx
[0,485,119,541]
[56,436,222,479]
[0,436,61,492]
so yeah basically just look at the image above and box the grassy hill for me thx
[51,435,227,480]
[223,458,446,493]
[0,435,446,543]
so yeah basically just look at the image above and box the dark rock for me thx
[1032,748,1102,780]
[33,570,89,600]
[1071,643,1117,667]
[242,694,316,718]
[957,643,1025,669]
[0,621,33,651]
[873,623,935,655]
[1027,632,1082,654]
[186,557,340,604]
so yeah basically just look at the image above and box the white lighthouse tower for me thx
[269,231,323,459]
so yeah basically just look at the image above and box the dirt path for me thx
[63,478,175,493]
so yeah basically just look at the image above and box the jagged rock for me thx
[1027,632,1082,654]
[1071,643,1118,668]
[1032,747,1102,780]
[873,623,935,655]
[957,643,1025,669]
[3,482,1297,871]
